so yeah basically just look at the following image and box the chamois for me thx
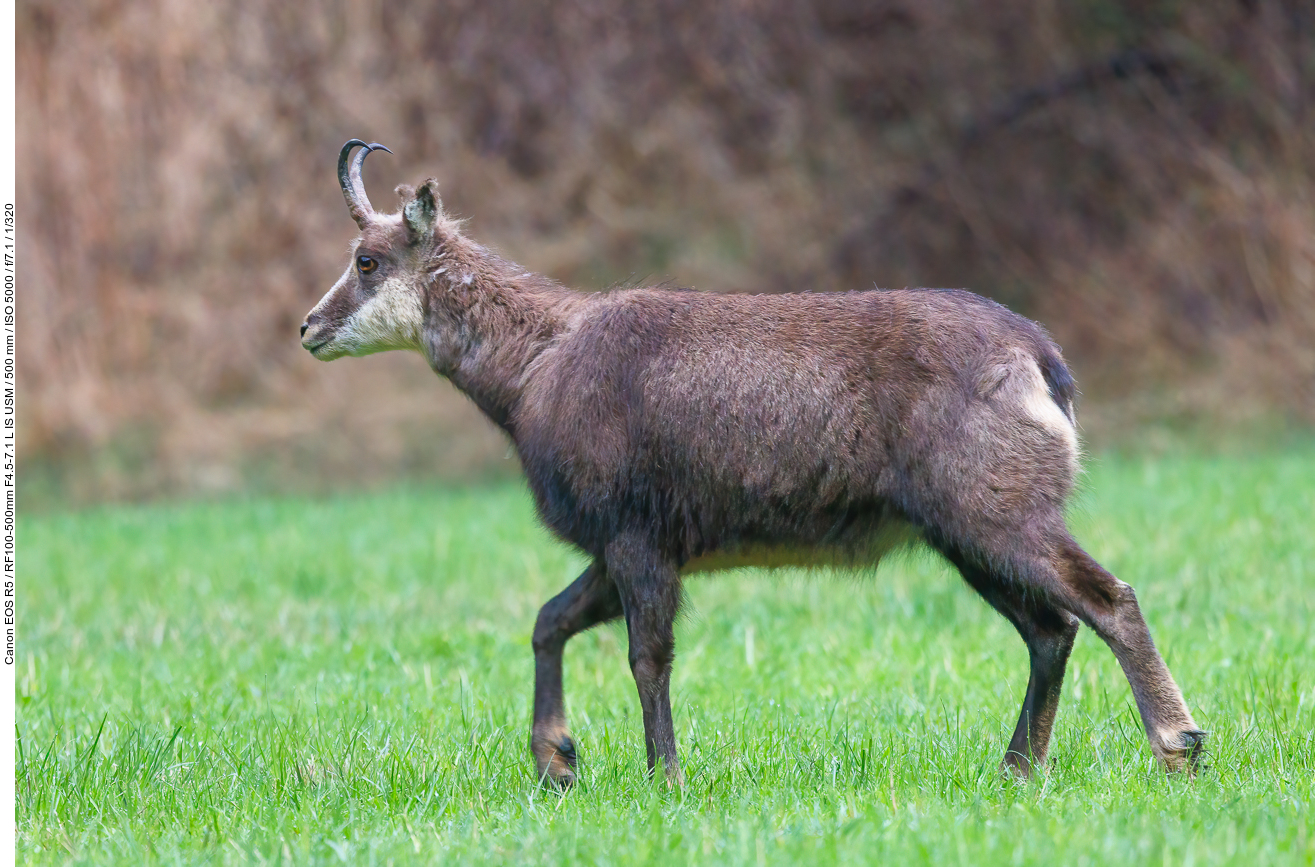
[301,140,1205,787]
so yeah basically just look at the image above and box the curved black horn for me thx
[338,140,393,227]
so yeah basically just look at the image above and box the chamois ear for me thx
[404,179,442,241]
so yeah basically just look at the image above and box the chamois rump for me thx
[301,140,1205,787]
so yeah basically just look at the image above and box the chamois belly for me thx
[681,519,919,575]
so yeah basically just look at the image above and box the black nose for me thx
[300,322,309,337]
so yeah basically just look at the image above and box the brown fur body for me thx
[303,144,1205,786]
[513,288,1069,569]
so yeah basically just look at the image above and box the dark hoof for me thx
[1001,750,1038,779]
[1181,729,1209,770]
[533,733,578,789]
[1162,729,1209,775]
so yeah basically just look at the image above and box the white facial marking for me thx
[337,276,425,356]
[305,271,424,361]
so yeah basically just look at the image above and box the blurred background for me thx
[17,0,1315,507]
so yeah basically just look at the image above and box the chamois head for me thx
[300,140,448,361]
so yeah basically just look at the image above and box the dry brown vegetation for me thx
[17,0,1315,504]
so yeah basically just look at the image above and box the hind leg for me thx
[945,551,1079,776]
[916,356,1201,771]
[1046,539,1206,771]
[953,528,1205,771]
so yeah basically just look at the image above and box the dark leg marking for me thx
[948,553,1079,777]
[606,533,684,785]
[531,560,623,787]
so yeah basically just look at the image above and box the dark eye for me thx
[357,255,377,274]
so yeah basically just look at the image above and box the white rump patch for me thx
[1017,354,1080,469]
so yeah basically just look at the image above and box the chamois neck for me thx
[422,234,577,431]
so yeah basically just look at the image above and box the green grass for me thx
[17,451,1315,865]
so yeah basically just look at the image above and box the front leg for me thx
[606,534,684,785]
[531,561,622,787]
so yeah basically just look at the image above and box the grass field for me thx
[16,450,1315,865]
